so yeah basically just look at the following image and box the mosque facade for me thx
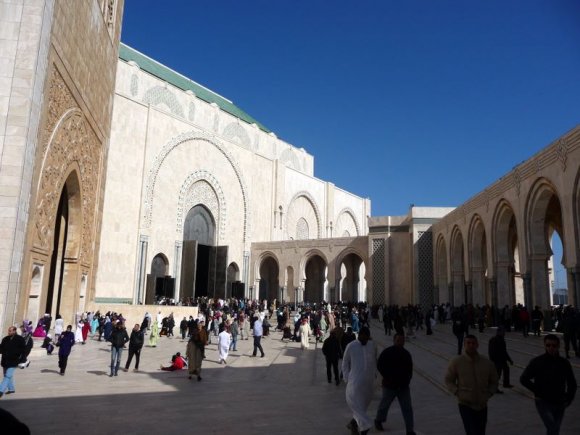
[1,1,578,331]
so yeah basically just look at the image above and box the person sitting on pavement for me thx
[160,352,187,371]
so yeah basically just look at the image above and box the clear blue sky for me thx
[121,0,580,218]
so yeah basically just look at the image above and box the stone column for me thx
[522,272,532,308]
[489,278,498,308]
[448,283,454,306]
[433,285,439,305]
[568,267,580,307]
[471,267,486,306]
[495,261,511,308]
[452,272,464,306]
[465,281,473,305]
[530,256,550,310]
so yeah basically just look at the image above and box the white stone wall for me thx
[0,0,53,329]
[96,57,370,301]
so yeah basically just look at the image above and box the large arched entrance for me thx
[436,236,448,304]
[493,201,521,307]
[180,204,228,300]
[338,253,365,302]
[44,172,82,325]
[259,256,279,303]
[526,180,566,309]
[469,216,489,305]
[450,227,465,305]
[304,255,327,304]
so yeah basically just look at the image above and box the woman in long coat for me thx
[186,321,207,381]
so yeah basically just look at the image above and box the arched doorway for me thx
[494,201,521,307]
[339,253,365,302]
[180,204,228,299]
[436,236,448,304]
[526,181,566,309]
[259,256,279,303]
[226,262,240,298]
[304,255,326,303]
[146,253,172,303]
[450,228,465,305]
[44,172,82,325]
[469,217,489,305]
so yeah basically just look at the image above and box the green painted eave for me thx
[119,43,271,133]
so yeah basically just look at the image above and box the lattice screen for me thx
[372,238,386,304]
[417,231,434,307]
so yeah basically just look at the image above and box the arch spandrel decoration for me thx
[335,207,360,237]
[143,130,250,245]
[285,191,322,240]
[176,171,227,245]
[142,86,184,118]
[35,68,101,266]
[279,148,301,172]
[222,122,251,149]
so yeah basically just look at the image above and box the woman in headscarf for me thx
[186,320,207,381]
[149,317,159,347]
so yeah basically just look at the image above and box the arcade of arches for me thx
[433,128,580,310]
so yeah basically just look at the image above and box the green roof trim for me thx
[119,43,271,133]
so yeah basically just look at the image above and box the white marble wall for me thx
[0,0,52,329]
[95,56,370,301]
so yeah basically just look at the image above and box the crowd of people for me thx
[0,297,578,434]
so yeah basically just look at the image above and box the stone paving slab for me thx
[0,319,579,434]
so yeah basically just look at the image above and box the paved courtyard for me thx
[1,317,579,434]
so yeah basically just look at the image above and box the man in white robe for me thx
[342,326,377,435]
[218,326,231,364]
[299,318,311,350]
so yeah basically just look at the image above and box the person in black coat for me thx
[124,324,145,371]
[322,329,342,385]
[109,322,129,377]
[374,333,415,434]
[520,334,577,435]
[0,326,26,396]
[57,325,75,375]
[488,327,514,392]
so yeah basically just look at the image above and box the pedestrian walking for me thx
[251,314,265,358]
[445,334,498,435]
[322,329,342,385]
[124,323,144,371]
[520,334,577,435]
[186,321,207,381]
[0,326,26,397]
[218,325,231,364]
[57,325,75,376]
[342,327,377,435]
[374,333,416,434]
[109,322,129,377]
[488,327,514,393]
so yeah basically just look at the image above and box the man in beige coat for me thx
[445,334,498,435]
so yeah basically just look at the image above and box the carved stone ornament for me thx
[176,171,227,244]
[555,138,568,171]
[513,167,521,196]
[143,130,250,244]
[34,68,102,266]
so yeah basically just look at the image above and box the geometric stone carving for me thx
[223,122,251,149]
[142,85,184,118]
[372,238,385,304]
[279,147,301,172]
[556,138,568,171]
[176,171,227,245]
[143,130,250,245]
[296,217,309,240]
[35,68,101,266]
[286,192,321,240]
[335,208,360,237]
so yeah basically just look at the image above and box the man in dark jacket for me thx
[0,326,26,396]
[488,327,514,392]
[322,329,342,385]
[374,333,416,434]
[520,334,577,435]
[109,322,129,377]
[57,325,75,375]
[124,323,144,372]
